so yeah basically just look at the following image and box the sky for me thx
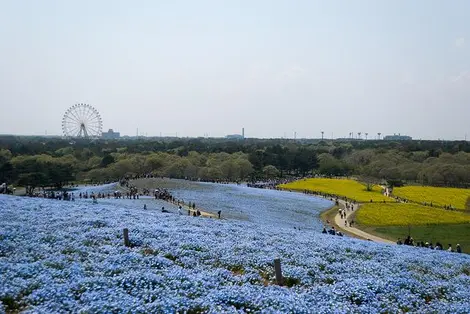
[0,0,469,140]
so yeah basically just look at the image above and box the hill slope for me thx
[1,195,469,313]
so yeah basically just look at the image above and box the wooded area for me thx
[1,136,470,193]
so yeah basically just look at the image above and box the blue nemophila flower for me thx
[0,194,470,313]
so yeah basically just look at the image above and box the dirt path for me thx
[179,203,218,219]
[333,200,394,244]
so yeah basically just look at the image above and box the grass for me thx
[356,203,470,226]
[393,186,470,210]
[280,178,391,202]
[360,224,470,254]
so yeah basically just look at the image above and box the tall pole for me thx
[365,132,368,140]
[321,131,324,140]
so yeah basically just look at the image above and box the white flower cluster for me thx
[0,194,469,313]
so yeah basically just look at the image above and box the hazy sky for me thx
[1,0,469,139]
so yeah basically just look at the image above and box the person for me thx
[143,204,147,210]
[447,244,453,252]
[397,238,403,245]
[178,206,182,215]
[456,244,462,253]
[322,227,327,234]
[218,210,221,219]
[161,206,169,213]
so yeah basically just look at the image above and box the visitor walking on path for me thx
[333,199,394,244]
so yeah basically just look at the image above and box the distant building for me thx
[102,129,120,139]
[225,134,243,139]
[383,133,412,141]
[226,128,245,140]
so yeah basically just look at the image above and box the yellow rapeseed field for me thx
[279,178,390,202]
[393,186,470,210]
[356,203,470,226]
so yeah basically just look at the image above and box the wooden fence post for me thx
[123,228,130,247]
[274,258,283,285]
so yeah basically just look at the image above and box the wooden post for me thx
[274,258,283,285]
[123,228,130,247]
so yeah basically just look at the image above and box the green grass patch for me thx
[359,223,470,254]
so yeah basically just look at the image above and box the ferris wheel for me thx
[62,104,103,138]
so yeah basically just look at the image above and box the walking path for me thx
[333,199,394,244]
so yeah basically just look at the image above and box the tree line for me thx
[1,136,470,192]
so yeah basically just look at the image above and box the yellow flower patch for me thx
[393,186,470,210]
[279,178,390,202]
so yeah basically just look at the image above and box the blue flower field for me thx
[1,194,470,313]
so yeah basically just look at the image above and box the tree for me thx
[100,154,115,168]
[110,159,135,178]
[262,165,280,179]
[0,161,15,184]
[0,149,12,164]
[248,150,265,171]
[144,154,165,173]
[294,149,317,176]
[318,154,351,177]
[236,159,254,179]
[357,175,380,191]
[46,161,75,189]
[18,172,47,195]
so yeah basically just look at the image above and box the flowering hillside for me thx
[1,195,470,313]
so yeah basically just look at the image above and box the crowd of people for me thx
[322,226,344,237]
[397,236,463,253]
[0,183,14,194]
[247,176,307,189]
[392,196,457,211]
[27,190,76,200]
